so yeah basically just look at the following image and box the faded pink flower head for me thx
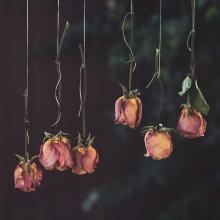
[144,130,173,160]
[115,96,142,129]
[177,107,206,138]
[39,134,73,171]
[14,162,42,192]
[72,146,99,175]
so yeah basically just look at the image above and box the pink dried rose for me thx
[177,107,206,138]
[39,132,73,171]
[115,95,142,129]
[72,144,99,175]
[14,162,42,192]
[144,128,173,160]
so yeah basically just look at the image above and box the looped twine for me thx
[122,11,137,72]
[187,29,195,52]
[78,63,86,118]
[146,48,160,88]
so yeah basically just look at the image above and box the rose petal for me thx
[14,163,42,192]
[136,97,142,127]
[177,108,206,138]
[30,163,43,187]
[144,131,173,160]
[39,140,59,170]
[82,147,98,174]
[54,140,73,171]
[72,147,87,175]
[115,96,126,125]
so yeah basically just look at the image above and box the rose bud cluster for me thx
[143,125,174,160]
[177,106,206,138]
[14,160,42,192]
[115,86,142,129]
[39,132,73,171]
[72,134,99,175]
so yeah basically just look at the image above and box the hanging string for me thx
[122,0,136,91]
[187,0,196,79]
[78,0,87,140]
[146,0,164,124]
[191,0,196,79]
[157,0,164,123]
[158,0,162,77]
[52,0,65,128]
[57,0,60,55]
[24,0,30,161]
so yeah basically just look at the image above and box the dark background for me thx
[0,0,220,219]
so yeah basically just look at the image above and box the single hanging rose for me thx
[39,131,73,171]
[72,134,99,175]
[143,125,174,160]
[115,84,142,129]
[177,105,206,138]
[14,155,42,192]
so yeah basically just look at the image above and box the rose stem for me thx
[24,0,29,161]
[190,0,196,80]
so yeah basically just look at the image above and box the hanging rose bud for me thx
[14,161,42,192]
[115,85,142,129]
[72,134,99,175]
[143,125,173,160]
[177,106,206,138]
[39,132,73,171]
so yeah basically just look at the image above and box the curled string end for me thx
[122,12,136,68]
[51,112,61,127]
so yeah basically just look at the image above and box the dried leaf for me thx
[190,80,210,115]
[178,75,192,96]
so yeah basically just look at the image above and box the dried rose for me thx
[144,129,173,160]
[177,107,206,138]
[39,132,73,171]
[115,96,142,129]
[72,146,99,175]
[14,162,42,192]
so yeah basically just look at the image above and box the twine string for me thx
[78,0,87,140]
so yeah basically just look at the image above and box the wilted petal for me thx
[82,146,99,174]
[39,140,59,170]
[30,163,43,187]
[72,147,87,175]
[198,112,207,136]
[14,164,31,192]
[136,98,142,128]
[54,140,73,171]
[72,146,99,175]
[177,108,206,138]
[14,162,42,192]
[115,96,142,129]
[123,98,139,128]
[144,131,173,160]
[115,96,126,125]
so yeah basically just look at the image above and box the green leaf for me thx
[190,80,210,115]
[178,75,192,96]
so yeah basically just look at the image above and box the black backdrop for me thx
[0,0,220,220]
